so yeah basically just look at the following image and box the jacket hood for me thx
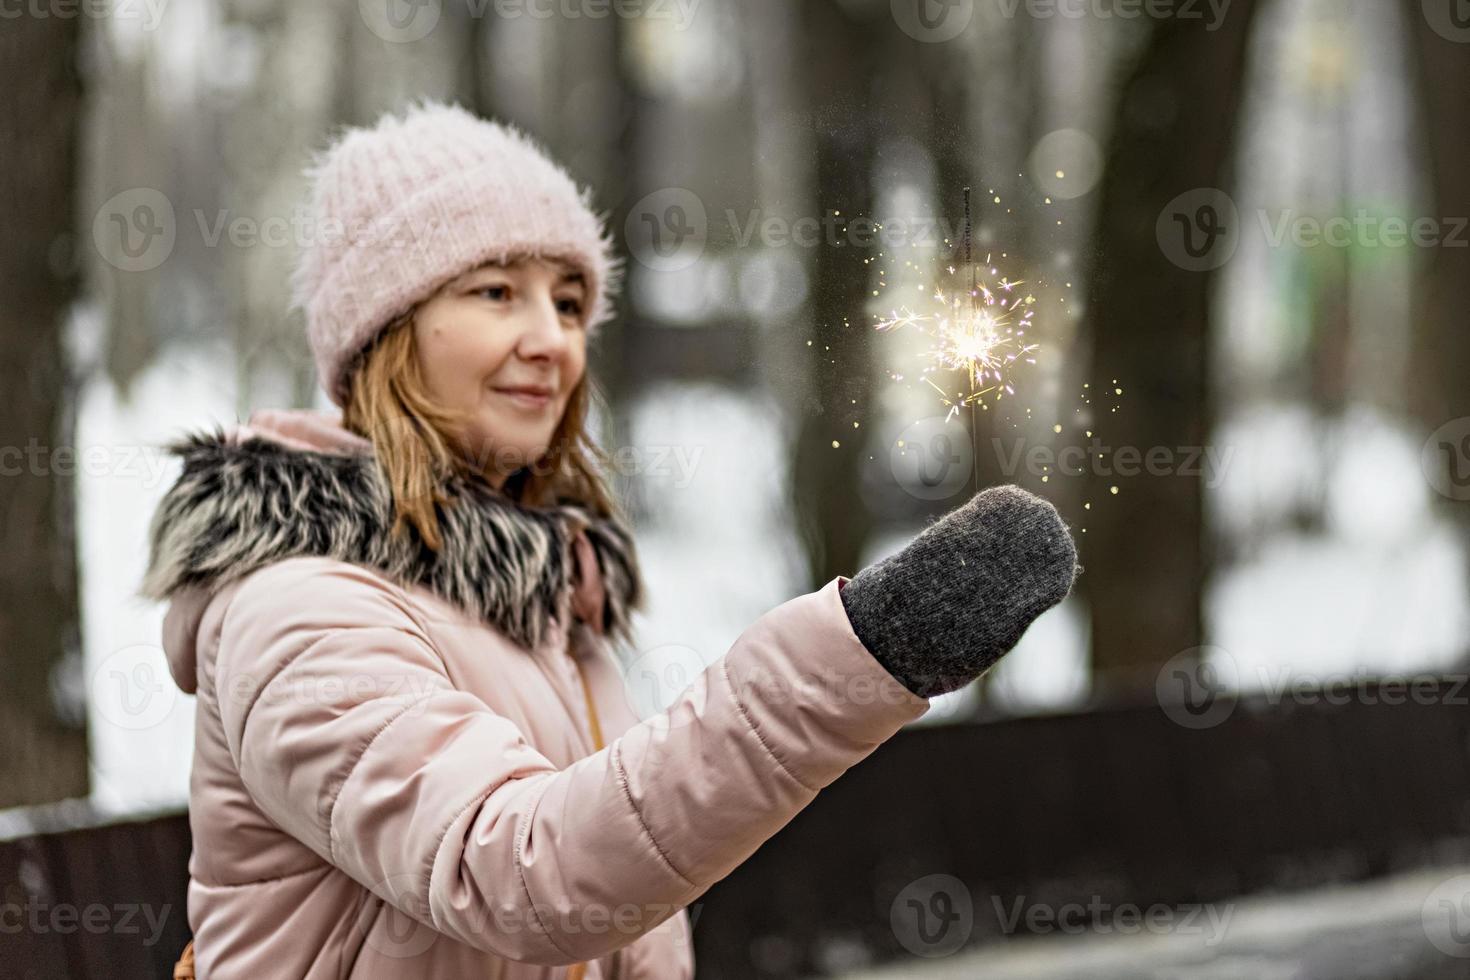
[142,408,643,694]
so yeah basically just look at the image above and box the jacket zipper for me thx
[570,653,606,754]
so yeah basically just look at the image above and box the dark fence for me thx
[5,681,1470,979]
[1,806,190,979]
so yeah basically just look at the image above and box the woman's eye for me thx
[557,297,585,318]
[477,284,511,301]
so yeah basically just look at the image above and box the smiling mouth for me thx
[493,387,554,410]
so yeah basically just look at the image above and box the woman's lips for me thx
[494,387,553,410]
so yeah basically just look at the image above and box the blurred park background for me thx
[3,0,1470,976]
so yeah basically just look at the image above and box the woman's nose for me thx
[517,292,570,359]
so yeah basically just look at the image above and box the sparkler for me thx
[874,186,1041,494]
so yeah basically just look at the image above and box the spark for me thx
[874,260,1041,422]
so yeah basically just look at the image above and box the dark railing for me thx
[4,681,1469,979]
[1,804,191,979]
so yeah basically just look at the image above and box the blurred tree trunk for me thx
[219,0,351,410]
[793,0,882,587]
[92,46,161,402]
[1084,2,1264,684]
[569,19,638,502]
[740,0,818,434]
[1408,2,1470,566]
[0,13,88,806]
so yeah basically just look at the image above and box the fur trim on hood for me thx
[139,410,642,652]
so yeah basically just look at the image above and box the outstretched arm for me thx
[215,484,1077,965]
[215,561,927,966]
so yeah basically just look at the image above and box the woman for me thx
[141,100,1079,979]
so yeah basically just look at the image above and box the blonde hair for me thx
[340,307,617,552]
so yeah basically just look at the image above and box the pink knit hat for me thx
[289,98,623,408]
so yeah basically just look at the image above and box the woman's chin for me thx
[478,439,554,474]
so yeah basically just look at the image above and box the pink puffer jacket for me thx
[143,409,931,978]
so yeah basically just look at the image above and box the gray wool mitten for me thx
[839,485,1079,699]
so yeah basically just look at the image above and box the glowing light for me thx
[874,257,1041,422]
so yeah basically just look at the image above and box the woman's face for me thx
[412,256,589,486]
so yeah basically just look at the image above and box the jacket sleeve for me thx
[213,558,930,966]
